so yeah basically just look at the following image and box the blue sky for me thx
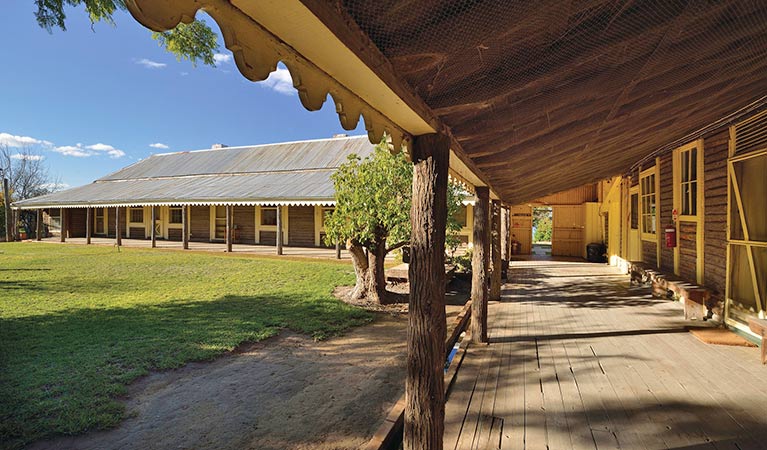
[0,3,365,188]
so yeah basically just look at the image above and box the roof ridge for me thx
[152,134,369,157]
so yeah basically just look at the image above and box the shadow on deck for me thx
[445,259,767,450]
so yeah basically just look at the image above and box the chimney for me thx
[211,143,228,149]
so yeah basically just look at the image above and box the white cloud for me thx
[136,58,167,69]
[0,132,48,148]
[213,53,232,65]
[53,145,91,157]
[149,143,170,149]
[261,67,295,95]
[53,142,126,158]
[10,153,44,161]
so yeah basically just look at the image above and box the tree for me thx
[533,208,553,243]
[324,141,464,304]
[34,0,219,66]
[1,145,59,239]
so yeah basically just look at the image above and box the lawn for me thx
[0,243,370,449]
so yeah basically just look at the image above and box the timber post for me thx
[182,206,189,250]
[226,205,232,252]
[405,133,449,450]
[115,207,122,247]
[276,205,283,255]
[150,206,156,248]
[86,207,92,245]
[3,176,10,242]
[501,206,509,281]
[471,186,490,343]
[36,209,42,241]
[335,241,341,259]
[490,200,502,300]
[504,207,511,267]
[60,207,66,243]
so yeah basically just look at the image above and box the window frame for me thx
[676,141,701,219]
[168,207,183,225]
[639,166,658,241]
[260,207,278,227]
[128,207,144,225]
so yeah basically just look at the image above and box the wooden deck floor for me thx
[445,259,767,450]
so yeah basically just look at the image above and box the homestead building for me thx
[14,136,375,250]
[14,135,479,250]
[14,1,767,448]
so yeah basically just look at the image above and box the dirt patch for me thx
[29,316,409,450]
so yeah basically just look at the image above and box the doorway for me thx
[532,207,553,257]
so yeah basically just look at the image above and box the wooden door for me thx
[510,205,532,254]
[552,205,584,257]
[726,147,767,329]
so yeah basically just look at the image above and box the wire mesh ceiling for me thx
[340,0,767,202]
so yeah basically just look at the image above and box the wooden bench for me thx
[747,318,767,364]
[628,261,711,321]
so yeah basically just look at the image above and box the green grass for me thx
[0,243,370,448]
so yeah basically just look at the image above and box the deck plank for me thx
[444,259,767,450]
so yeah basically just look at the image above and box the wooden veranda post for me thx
[182,206,189,250]
[36,209,42,241]
[150,206,156,248]
[86,207,92,245]
[3,177,11,242]
[276,205,283,255]
[490,200,502,301]
[501,206,509,281]
[405,133,450,450]
[226,205,232,252]
[471,187,490,343]
[60,207,66,243]
[115,207,122,247]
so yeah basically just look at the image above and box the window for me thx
[453,205,468,228]
[679,146,698,216]
[129,208,144,224]
[261,207,277,226]
[640,169,657,238]
[169,207,183,224]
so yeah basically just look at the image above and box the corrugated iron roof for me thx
[99,135,372,181]
[14,136,373,209]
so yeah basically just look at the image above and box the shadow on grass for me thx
[0,293,373,449]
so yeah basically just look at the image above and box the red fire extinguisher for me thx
[665,225,677,248]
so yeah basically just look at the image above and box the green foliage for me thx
[452,247,473,273]
[0,243,370,448]
[323,141,465,252]
[324,142,413,249]
[532,207,553,243]
[152,21,219,67]
[33,0,219,67]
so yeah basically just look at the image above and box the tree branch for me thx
[386,240,410,253]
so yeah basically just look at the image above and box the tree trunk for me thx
[405,133,449,450]
[348,241,370,299]
[367,237,387,304]
[471,186,489,343]
[490,200,502,301]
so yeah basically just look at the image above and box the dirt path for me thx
[30,315,410,450]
